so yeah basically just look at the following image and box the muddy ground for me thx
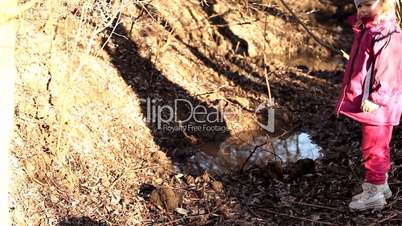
[10,0,402,225]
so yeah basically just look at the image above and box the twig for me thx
[132,165,161,172]
[277,0,343,56]
[287,200,343,212]
[244,200,269,224]
[109,169,125,189]
[263,143,284,164]
[194,90,221,97]
[240,142,267,172]
[368,212,401,226]
[99,13,123,51]
[260,208,336,225]
[272,0,349,60]
[142,213,211,226]
[211,19,260,27]
[262,11,272,103]
[129,7,145,37]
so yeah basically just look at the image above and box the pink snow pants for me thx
[361,123,394,185]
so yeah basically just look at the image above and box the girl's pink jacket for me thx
[336,14,402,126]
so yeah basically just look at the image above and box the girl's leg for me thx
[361,123,394,185]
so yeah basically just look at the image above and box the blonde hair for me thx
[377,0,396,18]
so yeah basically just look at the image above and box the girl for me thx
[335,0,402,210]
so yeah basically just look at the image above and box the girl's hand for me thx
[361,100,380,112]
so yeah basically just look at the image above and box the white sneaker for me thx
[352,174,392,201]
[349,182,387,211]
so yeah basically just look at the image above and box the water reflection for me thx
[187,131,322,175]
[273,133,321,162]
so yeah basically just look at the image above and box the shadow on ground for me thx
[101,18,229,160]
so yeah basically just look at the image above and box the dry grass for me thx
[11,1,172,224]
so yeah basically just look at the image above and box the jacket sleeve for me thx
[369,31,402,106]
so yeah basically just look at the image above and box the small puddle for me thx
[186,130,322,175]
